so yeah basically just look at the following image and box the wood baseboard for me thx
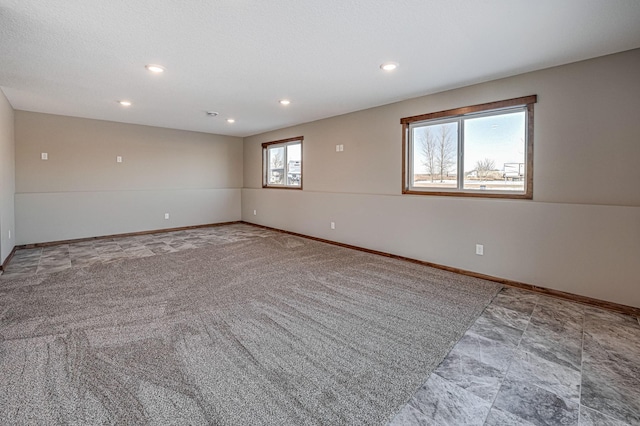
[241,221,640,318]
[0,246,18,272]
[15,221,242,250]
[7,219,638,317]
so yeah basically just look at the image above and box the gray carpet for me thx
[0,231,501,425]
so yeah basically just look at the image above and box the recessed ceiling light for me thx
[227,118,235,123]
[118,100,132,106]
[279,99,291,105]
[380,62,399,71]
[206,111,219,117]
[145,64,165,73]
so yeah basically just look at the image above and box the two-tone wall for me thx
[14,112,243,244]
[0,89,15,264]
[5,50,640,308]
[242,49,640,308]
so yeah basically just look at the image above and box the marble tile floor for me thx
[0,223,274,279]
[390,287,640,426]
[2,223,639,425]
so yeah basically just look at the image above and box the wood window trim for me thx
[262,136,304,190]
[261,136,304,148]
[401,95,536,199]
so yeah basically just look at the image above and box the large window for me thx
[262,136,303,189]
[401,96,536,199]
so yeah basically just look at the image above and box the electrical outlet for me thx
[339,144,344,152]
[164,213,170,220]
[336,145,340,152]
[253,210,257,216]
[475,244,484,256]
[41,152,48,160]
[116,156,123,163]
[330,221,336,230]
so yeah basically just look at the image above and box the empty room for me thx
[1,1,639,425]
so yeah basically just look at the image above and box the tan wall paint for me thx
[0,89,16,263]
[16,112,242,193]
[243,49,640,308]
[15,112,243,244]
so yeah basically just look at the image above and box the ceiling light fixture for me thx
[206,111,219,117]
[380,62,399,71]
[118,100,132,106]
[279,99,291,105]
[145,64,165,73]
[227,118,235,123]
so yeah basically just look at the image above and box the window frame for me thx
[262,136,304,189]
[401,95,536,199]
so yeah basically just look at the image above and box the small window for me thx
[262,136,303,189]
[401,96,536,199]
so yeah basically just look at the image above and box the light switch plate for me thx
[41,152,48,160]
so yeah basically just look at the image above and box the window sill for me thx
[262,185,303,190]
[402,189,532,199]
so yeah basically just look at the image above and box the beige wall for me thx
[243,49,640,308]
[0,89,15,264]
[15,112,243,244]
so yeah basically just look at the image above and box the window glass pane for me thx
[263,137,303,189]
[411,122,458,189]
[268,146,285,185]
[462,111,525,192]
[286,143,301,186]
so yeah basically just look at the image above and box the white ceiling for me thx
[1,0,640,137]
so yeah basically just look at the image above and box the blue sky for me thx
[464,111,525,172]
[412,110,526,174]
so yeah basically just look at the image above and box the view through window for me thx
[402,96,536,198]
[262,137,303,189]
